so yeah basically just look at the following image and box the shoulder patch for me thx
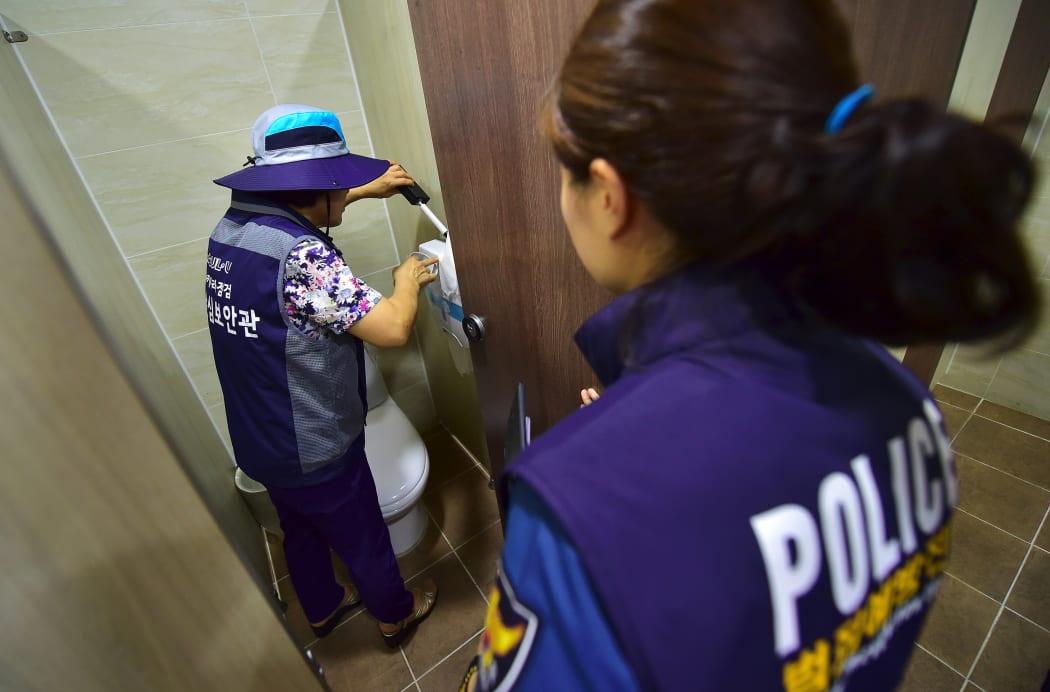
[478,564,540,691]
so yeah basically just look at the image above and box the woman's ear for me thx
[588,158,631,239]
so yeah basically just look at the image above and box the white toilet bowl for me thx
[234,347,431,557]
[362,344,431,556]
[363,397,430,555]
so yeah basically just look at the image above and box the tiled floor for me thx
[263,389,1050,691]
[265,429,502,691]
[898,385,1050,692]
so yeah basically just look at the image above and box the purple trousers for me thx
[267,439,414,624]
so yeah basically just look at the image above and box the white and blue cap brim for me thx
[214,104,389,191]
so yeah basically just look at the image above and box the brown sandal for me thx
[309,585,362,638]
[379,577,438,648]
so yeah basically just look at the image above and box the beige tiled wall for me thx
[341,0,488,464]
[4,0,438,441]
[934,0,1050,421]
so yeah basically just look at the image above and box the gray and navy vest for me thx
[207,193,366,488]
[507,263,955,690]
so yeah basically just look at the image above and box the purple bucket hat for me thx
[214,104,389,191]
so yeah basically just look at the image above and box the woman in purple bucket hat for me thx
[207,104,438,646]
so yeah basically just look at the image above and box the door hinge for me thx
[4,30,28,44]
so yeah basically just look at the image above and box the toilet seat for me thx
[364,400,429,519]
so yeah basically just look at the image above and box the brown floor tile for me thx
[940,403,971,441]
[955,455,1050,542]
[424,467,501,549]
[947,512,1029,601]
[397,512,453,582]
[424,428,476,489]
[952,415,1050,490]
[401,554,488,676]
[932,384,981,412]
[976,400,1050,441]
[457,523,504,599]
[1006,548,1050,631]
[311,608,413,692]
[917,574,999,674]
[416,632,482,692]
[1039,522,1050,552]
[267,529,288,581]
[897,647,965,692]
[970,609,1050,692]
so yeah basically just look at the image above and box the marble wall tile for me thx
[946,0,1021,120]
[245,0,335,17]
[332,197,398,276]
[1021,213,1050,274]
[376,333,428,394]
[1028,191,1050,223]
[1027,86,1050,277]
[78,130,250,257]
[1020,178,1050,275]
[360,266,394,296]
[2,0,246,35]
[934,344,1000,399]
[19,21,274,157]
[391,380,438,434]
[1033,179,1050,205]
[337,109,373,156]
[172,328,223,410]
[1022,67,1050,156]
[1019,279,1050,356]
[250,12,361,113]
[886,346,906,362]
[208,402,234,458]
[985,349,1050,421]
[128,238,210,339]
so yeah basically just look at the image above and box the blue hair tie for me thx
[825,84,875,133]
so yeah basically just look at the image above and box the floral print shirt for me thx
[283,238,382,338]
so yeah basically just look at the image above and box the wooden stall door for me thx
[409,1,603,499]
[410,0,986,514]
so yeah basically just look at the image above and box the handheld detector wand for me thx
[398,178,449,239]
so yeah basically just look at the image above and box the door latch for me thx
[462,314,487,343]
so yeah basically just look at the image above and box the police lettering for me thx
[750,401,956,658]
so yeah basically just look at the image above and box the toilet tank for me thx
[363,345,389,410]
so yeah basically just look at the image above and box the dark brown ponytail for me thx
[544,0,1039,346]
[769,100,1038,346]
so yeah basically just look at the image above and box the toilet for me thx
[234,346,431,556]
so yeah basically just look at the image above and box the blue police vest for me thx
[206,194,365,488]
[508,264,955,691]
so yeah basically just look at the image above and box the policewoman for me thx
[465,0,1039,689]
[207,104,438,645]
